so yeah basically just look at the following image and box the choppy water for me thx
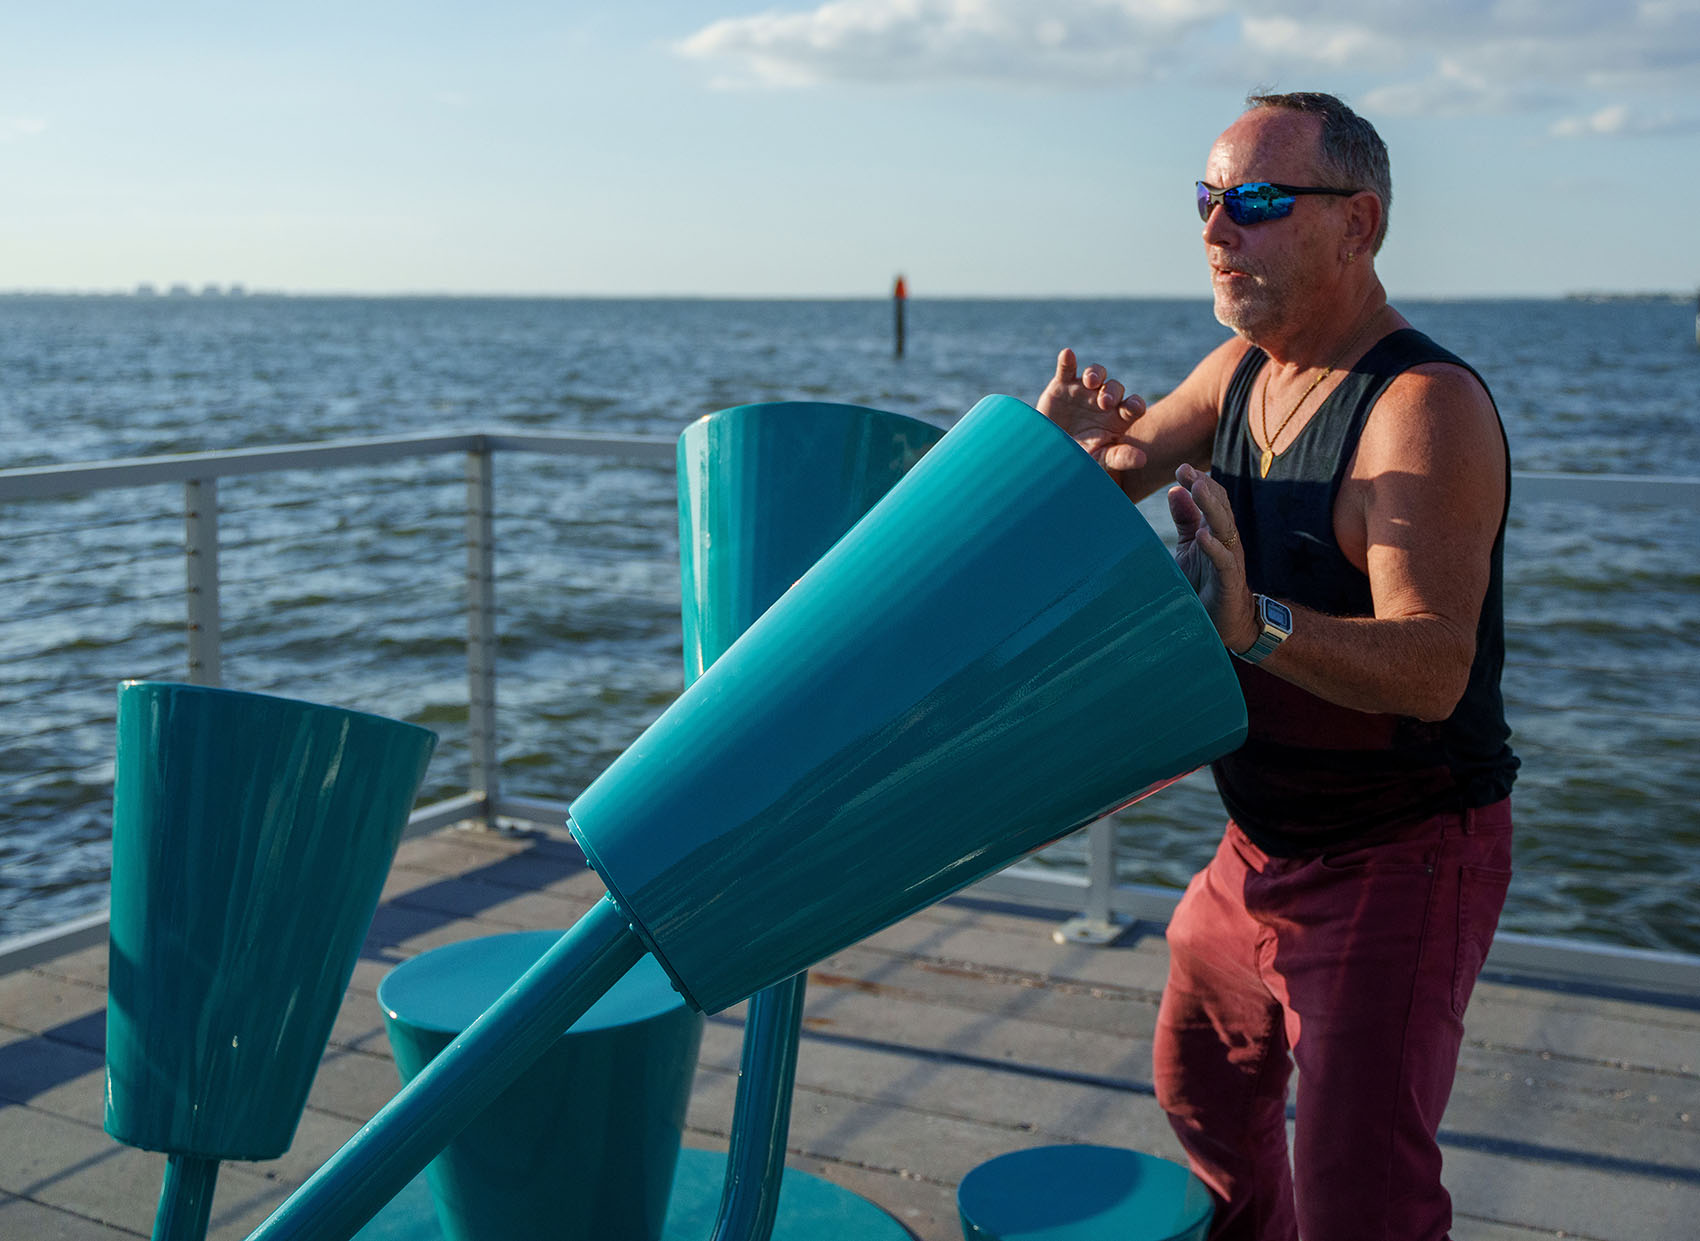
[2,294,1698,952]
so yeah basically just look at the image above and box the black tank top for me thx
[1210,327,1518,855]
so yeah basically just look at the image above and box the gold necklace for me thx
[1257,309,1383,478]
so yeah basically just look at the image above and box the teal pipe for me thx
[243,897,643,1241]
[153,1153,219,1241]
[706,972,809,1241]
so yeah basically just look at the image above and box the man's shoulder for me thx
[1379,353,1496,420]
[1375,327,1491,397]
[1359,349,1504,472]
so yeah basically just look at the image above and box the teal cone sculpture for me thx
[243,393,1245,1241]
[677,399,944,1241]
[678,400,945,682]
[105,682,435,1239]
[572,393,1247,1014]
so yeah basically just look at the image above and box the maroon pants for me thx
[1152,801,1513,1241]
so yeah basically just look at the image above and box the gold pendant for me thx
[1259,448,1273,478]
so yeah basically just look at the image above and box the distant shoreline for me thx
[0,289,1694,304]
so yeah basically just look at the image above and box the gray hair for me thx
[1246,91,1392,253]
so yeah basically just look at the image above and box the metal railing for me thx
[3,434,1699,998]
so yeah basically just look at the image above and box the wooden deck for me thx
[3,822,1697,1241]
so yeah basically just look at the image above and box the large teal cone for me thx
[106,682,437,1160]
[572,394,1247,1014]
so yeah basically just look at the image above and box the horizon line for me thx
[2,288,1694,303]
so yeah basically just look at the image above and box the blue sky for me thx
[3,0,1696,298]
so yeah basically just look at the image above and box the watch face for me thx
[1263,598,1293,631]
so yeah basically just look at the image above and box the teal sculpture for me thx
[677,400,943,1240]
[243,393,1248,1241]
[106,682,436,1241]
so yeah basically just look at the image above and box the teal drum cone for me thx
[571,394,1248,1015]
[105,681,436,1161]
[678,401,944,681]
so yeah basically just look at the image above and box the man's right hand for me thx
[1036,348,1148,476]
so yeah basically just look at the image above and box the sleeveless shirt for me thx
[1210,327,1519,855]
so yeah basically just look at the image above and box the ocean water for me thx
[2,294,1697,952]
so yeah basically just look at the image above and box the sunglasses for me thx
[1196,181,1358,226]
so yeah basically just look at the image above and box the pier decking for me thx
[3,822,1697,1241]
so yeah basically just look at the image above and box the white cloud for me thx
[0,117,48,143]
[1239,15,1402,69]
[1551,102,1700,136]
[674,0,1700,138]
[674,0,1233,88]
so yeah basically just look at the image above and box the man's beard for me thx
[1209,250,1310,341]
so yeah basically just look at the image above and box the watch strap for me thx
[1234,594,1290,665]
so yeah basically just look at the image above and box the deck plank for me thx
[2,822,1696,1241]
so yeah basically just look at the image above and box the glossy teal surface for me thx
[571,394,1248,1014]
[679,400,941,1241]
[956,1145,1213,1241]
[677,400,944,684]
[153,1154,219,1241]
[105,682,436,1162]
[381,933,703,1241]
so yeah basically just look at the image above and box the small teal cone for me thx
[105,682,436,1161]
[678,400,945,679]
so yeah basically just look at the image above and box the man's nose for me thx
[1201,201,1238,247]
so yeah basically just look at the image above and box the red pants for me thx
[1153,801,1513,1241]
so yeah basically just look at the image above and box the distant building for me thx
[135,283,157,298]
[199,284,222,297]
[168,283,192,298]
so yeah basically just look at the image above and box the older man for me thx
[1038,92,1519,1241]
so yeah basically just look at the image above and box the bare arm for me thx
[1172,363,1506,722]
[1035,340,1246,502]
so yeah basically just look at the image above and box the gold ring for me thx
[1219,530,1239,548]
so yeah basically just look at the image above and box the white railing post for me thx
[465,447,499,829]
[184,478,222,686]
[1052,817,1125,944]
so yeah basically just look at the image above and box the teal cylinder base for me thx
[378,932,705,1241]
[104,681,436,1162]
[956,1145,1213,1241]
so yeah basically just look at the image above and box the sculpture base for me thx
[353,1147,915,1240]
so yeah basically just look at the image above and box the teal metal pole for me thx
[244,896,644,1241]
[153,1153,219,1241]
[707,972,809,1241]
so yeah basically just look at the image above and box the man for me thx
[1037,92,1519,1241]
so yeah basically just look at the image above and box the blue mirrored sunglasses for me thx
[1197,180,1358,226]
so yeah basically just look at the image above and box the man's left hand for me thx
[1170,464,1258,655]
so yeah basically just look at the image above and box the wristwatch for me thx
[1234,594,1292,665]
